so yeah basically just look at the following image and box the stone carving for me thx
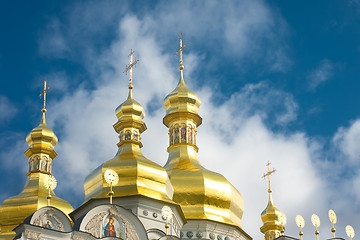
[85,212,107,238]
[24,230,41,240]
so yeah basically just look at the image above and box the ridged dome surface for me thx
[25,113,58,159]
[164,76,201,121]
[165,155,244,227]
[84,87,175,204]
[260,198,284,234]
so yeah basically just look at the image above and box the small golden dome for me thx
[163,75,202,127]
[115,85,145,121]
[260,194,285,239]
[25,109,58,159]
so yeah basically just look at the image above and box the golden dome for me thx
[260,194,285,240]
[0,108,73,239]
[164,154,244,227]
[24,109,58,159]
[115,84,145,123]
[163,49,244,227]
[163,74,201,123]
[84,85,175,204]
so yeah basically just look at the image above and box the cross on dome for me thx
[176,32,186,71]
[39,80,50,113]
[124,49,139,89]
[263,161,276,196]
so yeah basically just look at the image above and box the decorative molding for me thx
[85,212,107,238]
[24,229,41,240]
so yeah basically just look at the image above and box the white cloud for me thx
[308,59,334,90]
[0,95,17,124]
[333,119,360,164]
[38,18,69,58]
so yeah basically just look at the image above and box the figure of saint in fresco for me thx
[133,130,139,141]
[174,128,179,144]
[40,157,47,171]
[47,161,52,173]
[188,127,192,144]
[104,217,116,237]
[181,125,186,143]
[34,156,40,171]
[170,129,173,145]
[125,130,131,140]
[43,220,52,229]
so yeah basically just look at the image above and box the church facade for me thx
[0,37,284,240]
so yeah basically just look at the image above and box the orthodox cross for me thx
[176,33,186,70]
[39,80,50,110]
[262,161,276,193]
[124,50,139,86]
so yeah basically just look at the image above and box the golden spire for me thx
[124,49,139,90]
[260,162,285,240]
[176,33,186,72]
[39,80,50,123]
[263,161,276,201]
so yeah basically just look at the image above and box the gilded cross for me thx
[124,49,139,86]
[262,161,276,192]
[39,80,50,110]
[176,33,186,69]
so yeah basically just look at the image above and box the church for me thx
[0,35,304,240]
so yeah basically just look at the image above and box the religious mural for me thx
[170,129,173,145]
[188,127,192,143]
[43,220,52,229]
[40,156,48,172]
[181,124,186,143]
[33,156,40,171]
[102,215,125,238]
[133,130,139,141]
[125,130,131,140]
[174,125,179,144]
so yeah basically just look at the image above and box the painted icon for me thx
[125,130,131,140]
[43,220,52,229]
[170,129,173,145]
[174,126,179,144]
[34,156,40,170]
[188,127,192,143]
[181,124,186,143]
[104,217,116,237]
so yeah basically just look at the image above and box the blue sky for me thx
[1,0,360,239]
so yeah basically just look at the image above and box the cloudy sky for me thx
[1,0,360,239]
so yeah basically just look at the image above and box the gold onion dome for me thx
[260,194,285,240]
[84,54,175,204]
[163,35,244,228]
[24,109,58,159]
[163,75,202,127]
[0,87,73,239]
